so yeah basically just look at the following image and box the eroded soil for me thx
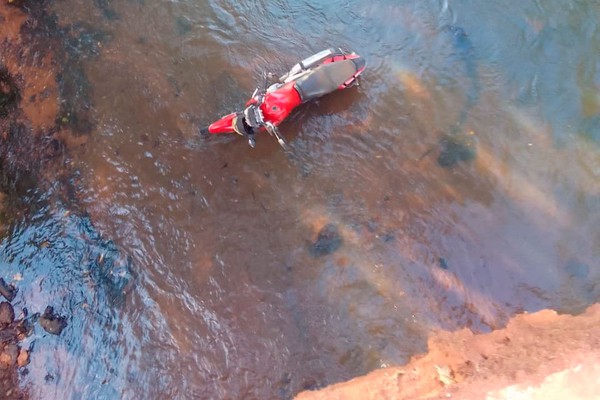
[296,304,600,400]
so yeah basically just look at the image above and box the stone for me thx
[0,344,18,368]
[39,306,67,335]
[438,257,449,270]
[0,328,17,344]
[310,224,343,256]
[565,260,590,279]
[0,279,16,302]
[16,349,28,367]
[0,302,14,327]
[437,134,476,167]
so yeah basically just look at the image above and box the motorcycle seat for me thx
[294,58,362,102]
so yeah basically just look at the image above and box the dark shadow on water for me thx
[442,25,481,130]
[309,223,343,256]
[579,114,600,144]
[21,8,111,135]
[437,133,477,167]
[0,68,19,118]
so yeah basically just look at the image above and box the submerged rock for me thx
[0,343,18,368]
[16,348,28,367]
[310,224,343,256]
[438,257,449,270]
[0,327,18,344]
[0,68,19,117]
[0,279,16,302]
[565,260,590,279]
[0,302,15,328]
[437,134,477,167]
[39,306,67,336]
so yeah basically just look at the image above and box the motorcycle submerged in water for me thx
[207,48,366,148]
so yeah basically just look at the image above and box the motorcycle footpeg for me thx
[247,135,256,148]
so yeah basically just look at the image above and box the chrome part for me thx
[279,48,346,83]
[244,104,265,128]
[282,69,312,84]
[300,48,337,69]
[279,64,302,82]
[266,82,283,93]
[265,122,286,148]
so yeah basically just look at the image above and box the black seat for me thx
[294,58,362,102]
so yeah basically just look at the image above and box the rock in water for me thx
[39,306,67,335]
[0,302,15,327]
[565,260,590,279]
[0,343,18,368]
[0,328,18,344]
[16,348,29,367]
[0,278,17,302]
[437,134,476,167]
[0,68,19,117]
[438,257,450,270]
[310,224,343,256]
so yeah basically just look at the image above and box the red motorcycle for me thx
[207,48,365,148]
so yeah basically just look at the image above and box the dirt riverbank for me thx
[296,303,600,400]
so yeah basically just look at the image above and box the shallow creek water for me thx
[2,0,599,398]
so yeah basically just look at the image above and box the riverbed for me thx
[1,0,599,398]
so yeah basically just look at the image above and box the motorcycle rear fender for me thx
[321,53,366,88]
[208,112,236,134]
[341,55,366,87]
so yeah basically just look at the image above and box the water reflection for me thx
[6,0,600,398]
[1,204,133,398]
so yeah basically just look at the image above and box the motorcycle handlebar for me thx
[244,72,287,149]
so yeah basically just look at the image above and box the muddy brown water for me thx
[1,0,599,398]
